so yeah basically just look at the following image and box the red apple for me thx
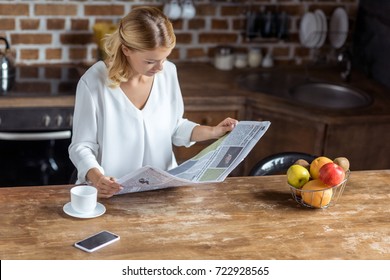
[318,162,345,186]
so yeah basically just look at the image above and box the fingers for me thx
[212,118,238,138]
[220,118,238,131]
[96,176,123,198]
[221,117,238,128]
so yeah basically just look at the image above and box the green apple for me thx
[287,164,311,188]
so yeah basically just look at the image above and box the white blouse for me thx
[69,60,198,183]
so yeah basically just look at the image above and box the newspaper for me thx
[115,121,271,195]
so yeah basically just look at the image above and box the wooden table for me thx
[1,170,389,260]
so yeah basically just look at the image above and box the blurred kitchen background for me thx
[0,0,357,64]
[1,0,389,187]
[1,0,388,87]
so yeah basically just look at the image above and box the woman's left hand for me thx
[213,117,238,138]
[190,117,238,142]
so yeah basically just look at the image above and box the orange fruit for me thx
[309,156,333,179]
[301,179,333,208]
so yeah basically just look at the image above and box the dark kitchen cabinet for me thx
[324,122,390,170]
[173,96,246,175]
[245,101,390,174]
[244,106,325,175]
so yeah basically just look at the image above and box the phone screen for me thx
[75,230,120,253]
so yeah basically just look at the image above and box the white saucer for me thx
[63,202,106,219]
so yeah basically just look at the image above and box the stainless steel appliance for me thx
[0,65,79,187]
[0,37,15,92]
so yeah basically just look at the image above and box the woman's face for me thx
[122,46,173,77]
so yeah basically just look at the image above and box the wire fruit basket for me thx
[289,170,350,209]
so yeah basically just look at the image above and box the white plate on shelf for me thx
[329,7,348,49]
[315,9,327,48]
[299,12,319,48]
[63,202,106,219]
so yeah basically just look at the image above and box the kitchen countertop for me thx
[0,64,81,108]
[1,170,389,260]
[176,63,390,124]
[1,63,390,124]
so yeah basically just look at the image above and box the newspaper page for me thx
[116,121,270,195]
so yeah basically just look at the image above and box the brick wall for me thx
[0,0,359,66]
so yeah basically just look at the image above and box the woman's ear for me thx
[121,45,131,56]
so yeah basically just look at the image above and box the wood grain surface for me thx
[0,170,389,260]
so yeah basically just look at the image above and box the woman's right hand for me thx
[87,168,123,198]
[95,176,123,198]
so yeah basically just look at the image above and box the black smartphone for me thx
[74,230,120,253]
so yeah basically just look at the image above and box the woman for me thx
[69,6,237,198]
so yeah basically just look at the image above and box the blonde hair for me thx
[103,6,176,87]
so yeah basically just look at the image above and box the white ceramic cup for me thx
[70,185,97,214]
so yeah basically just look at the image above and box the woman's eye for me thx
[145,59,166,65]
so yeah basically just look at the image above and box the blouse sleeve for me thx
[68,79,105,183]
[168,62,199,147]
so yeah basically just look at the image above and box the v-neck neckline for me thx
[118,76,155,112]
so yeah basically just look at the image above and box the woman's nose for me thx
[154,62,164,71]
